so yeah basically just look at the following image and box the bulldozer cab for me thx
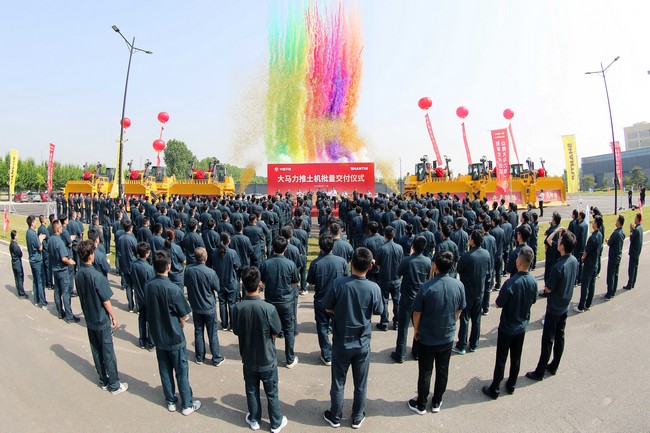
[468,163,487,181]
[415,162,428,182]
[104,167,115,180]
[510,164,524,178]
[214,164,227,182]
[151,166,167,182]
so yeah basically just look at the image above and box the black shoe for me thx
[392,323,398,331]
[481,385,499,400]
[525,371,544,381]
[351,412,366,429]
[323,410,340,428]
[408,399,426,415]
[545,364,557,375]
[71,291,79,297]
[64,316,81,324]
[622,285,631,290]
[411,352,419,361]
[506,385,515,395]
[390,351,404,364]
[58,315,64,320]
[375,323,388,332]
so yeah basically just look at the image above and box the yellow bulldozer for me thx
[64,163,114,198]
[167,158,235,198]
[404,156,566,207]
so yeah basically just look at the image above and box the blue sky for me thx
[1,0,648,179]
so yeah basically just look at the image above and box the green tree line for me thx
[0,153,83,192]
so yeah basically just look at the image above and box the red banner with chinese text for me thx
[425,113,443,166]
[267,163,375,196]
[611,141,623,189]
[47,143,55,194]
[461,122,472,164]
[491,129,510,194]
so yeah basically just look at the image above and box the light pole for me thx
[111,25,152,198]
[586,56,620,214]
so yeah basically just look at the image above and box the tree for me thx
[163,139,194,179]
[629,166,648,187]
[580,175,596,192]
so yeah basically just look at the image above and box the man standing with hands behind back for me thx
[623,213,643,291]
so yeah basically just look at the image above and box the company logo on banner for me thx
[9,149,19,197]
[491,129,510,194]
[562,135,579,194]
[267,163,375,195]
[47,143,55,194]
[611,141,623,189]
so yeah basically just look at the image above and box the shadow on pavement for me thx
[50,343,163,407]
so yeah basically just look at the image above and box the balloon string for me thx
[507,123,520,163]
[159,126,165,140]
[157,152,161,166]
[461,122,472,165]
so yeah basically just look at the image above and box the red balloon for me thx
[537,168,546,177]
[503,108,514,120]
[435,167,444,178]
[83,171,91,180]
[157,112,170,124]
[418,97,432,110]
[196,170,205,180]
[456,106,469,119]
[120,117,131,129]
[153,139,166,152]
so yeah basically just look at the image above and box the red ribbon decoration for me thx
[425,113,443,166]
[461,122,472,165]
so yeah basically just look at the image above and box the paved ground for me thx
[1,228,649,433]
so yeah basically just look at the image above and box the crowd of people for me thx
[9,190,644,431]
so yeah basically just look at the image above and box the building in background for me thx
[581,147,650,188]
[624,122,650,151]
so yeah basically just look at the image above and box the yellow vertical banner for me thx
[562,135,579,194]
[9,149,19,197]
[109,136,120,198]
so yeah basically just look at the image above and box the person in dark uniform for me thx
[260,236,299,368]
[573,211,588,285]
[322,247,383,429]
[163,229,186,290]
[434,224,460,278]
[84,194,91,224]
[38,215,53,290]
[604,215,625,300]
[481,220,497,316]
[526,230,578,381]
[392,236,431,363]
[482,246,537,399]
[131,242,155,350]
[544,213,562,288]
[408,251,465,415]
[453,230,490,355]
[10,230,28,299]
[490,217,505,291]
[232,267,288,433]
[185,247,224,366]
[623,212,643,290]
[182,219,205,266]
[74,240,128,395]
[87,229,111,277]
[628,188,633,209]
[26,215,48,308]
[145,250,201,415]
[375,226,404,331]
[506,225,531,278]
[500,213,513,277]
[117,220,138,312]
[213,232,241,330]
[528,213,539,270]
[307,235,350,366]
[243,214,267,266]
[331,223,353,263]
[48,219,78,321]
[574,216,603,313]
[362,221,384,284]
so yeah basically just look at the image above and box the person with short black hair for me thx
[375,226,404,331]
[87,228,111,277]
[75,239,128,395]
[526,230,578,381]
[132,242,155,350]
[408,251,465,415]
[49,219,78,320]
[145,250,201,415]
[482,246,537,399]
[623,213,643,290]
[10,230,28,299]
[26,215,48,308]
[322,247,383,429]
[118,219,138,312]
[212,232,241,330]
[505,225,531,278]
[163,229,186,290]
[260,236,299,368]
[392,236,431,363]
[184,247,224,366]
[232,266,288,432]
[574,216,604,313]
[605,215,626,299]
[308,235,350,366]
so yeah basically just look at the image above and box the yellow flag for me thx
[109,136,121,198]
[9,149,18,197]
[562,135,579,194]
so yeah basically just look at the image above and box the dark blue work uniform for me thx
[213,247,241,329]
[323,275,383,425]
[455,246,490,352]
[10,240,26,297]
[307,252,349,363]
[578,229,603,310]
[375,240,404,329]
[605,227,625,299]
[75,264,121,392]
[184,263,223,364]
[117,232,138,311]
[27,228,47,306]
[626,223,643,289]
[49,233,73,319]
[131,258,155,348]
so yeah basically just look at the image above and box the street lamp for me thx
[112,25,152,198]
[586,56,620,214]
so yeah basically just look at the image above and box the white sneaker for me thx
[271,416,288,433]
[110,382,129,395]
[167,402,177,412]
[320,356,332,366]
[572,306,584,314]
[245,413,261,431]
[286,356,299,369]
[182,400,202,416]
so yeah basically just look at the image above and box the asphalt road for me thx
[1,229,649,433]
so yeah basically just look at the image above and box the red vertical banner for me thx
[611,141,623,190]
[491,128,510,194]
[47,143,55,194]
[507,123,520,163]
[461,122,472,164]
[424,113,443,166]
